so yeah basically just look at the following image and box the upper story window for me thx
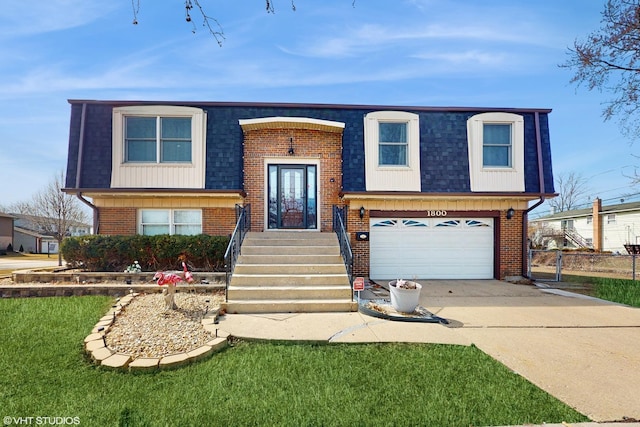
[483,123,512,167]
[111,105,206,189]
[378,122,408,166]
[607,214,616,224]
[125,116,192,163]
[364,111,421,192]
[467,112,524,192]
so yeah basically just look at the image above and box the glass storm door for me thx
[268,165,317,229]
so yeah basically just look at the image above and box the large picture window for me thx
[139,209,202,235]
[125,116,192,163]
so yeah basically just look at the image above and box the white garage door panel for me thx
[370,218,494,279]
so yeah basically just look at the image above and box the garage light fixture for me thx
[506,207,515,220]
[359,206,365,219]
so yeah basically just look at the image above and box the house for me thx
[0,212,14,253]
[62,100,556,280]
[10,214,91,254]
[13,227,58,254]
[530,198,640,253]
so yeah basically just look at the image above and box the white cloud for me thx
[0,1,120,37]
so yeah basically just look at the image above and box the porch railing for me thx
[224,204,251,297]
[332,205,353,291]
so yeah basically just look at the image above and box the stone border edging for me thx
[1,283,224,298]
[83,293,231,372]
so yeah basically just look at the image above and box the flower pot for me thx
[388,280,422,313]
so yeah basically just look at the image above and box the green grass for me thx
[592,277,640,307]
[558,274,640,307]
[0,297,588,427]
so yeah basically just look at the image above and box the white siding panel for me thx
[111,106,206,189]
[467,112,525,192]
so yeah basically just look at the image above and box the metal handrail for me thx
[224,204,251,299]
[332,205,353,294]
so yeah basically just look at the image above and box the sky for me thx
[0,0,637,218]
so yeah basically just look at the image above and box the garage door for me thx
[369,218,494,280]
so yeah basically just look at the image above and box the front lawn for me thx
[0,297,588,427]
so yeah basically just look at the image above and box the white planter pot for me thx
[388,280,422,313]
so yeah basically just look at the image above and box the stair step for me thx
[242,245,340,255]
[233,264,347,274]
[245,231,337,241]
[227,285,352,300]
[222,299,358,314]
[230,273,350,287]
[238,254,344,264]
[226,231,353,313]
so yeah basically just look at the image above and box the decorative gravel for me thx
[106,292,224,359]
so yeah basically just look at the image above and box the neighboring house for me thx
[0,212,15,252]
[10,214,91,254]
[13,227,58,254]
[62,100,556,280]
[530,198,640,253]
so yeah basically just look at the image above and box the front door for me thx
[268,164,317,229]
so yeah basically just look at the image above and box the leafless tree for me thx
[528,222,557,249]
[561,0,640,141]
[13,172,88,266]
[548,172,591,213]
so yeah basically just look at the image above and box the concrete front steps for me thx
[223,231,357,314]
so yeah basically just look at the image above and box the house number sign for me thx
[425,210,447,217]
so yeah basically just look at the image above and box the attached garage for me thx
[369,217,494,280]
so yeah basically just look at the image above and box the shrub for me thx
[61,234,230,272]
[7,243,13,252]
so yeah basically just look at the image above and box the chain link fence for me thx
[528,250,639,282]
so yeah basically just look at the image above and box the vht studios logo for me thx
[3,417,80,425]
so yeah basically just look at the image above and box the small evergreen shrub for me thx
[61,234,230,272]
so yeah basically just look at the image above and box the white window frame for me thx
[124,116,193,163]
[607,214,616,224]
[111,105,206,189]
[138,209,202,236]
[467,112,525,192]
[364,111,420,191]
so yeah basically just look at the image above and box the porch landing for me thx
[222,231,357,313]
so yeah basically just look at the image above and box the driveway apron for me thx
[424,280,640,422]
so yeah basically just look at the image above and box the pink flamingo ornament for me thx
[153,262,195,310]
[154,271,182,310]
[182,262,194,284]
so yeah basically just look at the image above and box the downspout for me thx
[74,103,100,234]
[523,112,546,276]
[76,193,99,234]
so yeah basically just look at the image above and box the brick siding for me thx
[243,128,343,232]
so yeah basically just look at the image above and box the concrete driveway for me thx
[219,279,640,422]
[422,280,640,423]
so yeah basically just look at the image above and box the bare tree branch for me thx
[561,0,640,141]
[547,172,592,213]
[130,1,357,45]
[13,172,88,266]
